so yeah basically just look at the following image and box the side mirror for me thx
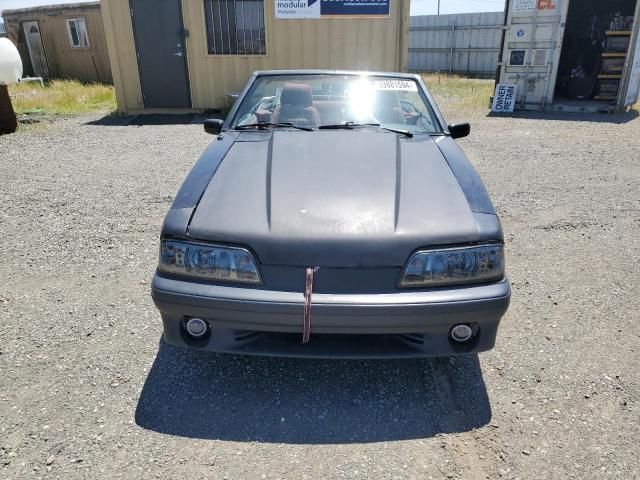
[204,118,224,135]
[448,123,471,139]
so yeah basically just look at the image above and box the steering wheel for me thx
[401,100,433,131]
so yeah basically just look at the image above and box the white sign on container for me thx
[513,0,536,12]
[492,84,518,113]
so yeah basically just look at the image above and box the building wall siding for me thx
[102,0,410,114]
[101,0,143,113]
[4,5,112,83]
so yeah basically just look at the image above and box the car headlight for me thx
[399,244,504,288]
[159,239,261,284]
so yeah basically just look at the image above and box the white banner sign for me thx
[276,0,321,19]
[492,84,518,113]
[276,0,390,19]
[513,0,536,12]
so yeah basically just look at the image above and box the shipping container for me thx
[495,0,640,112]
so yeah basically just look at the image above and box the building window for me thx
[66,18,89,48]
[204,0,265,55]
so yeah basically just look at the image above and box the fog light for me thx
[185,317,208,338]
[450,324,474,343]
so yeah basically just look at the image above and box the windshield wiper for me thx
[235,121,314,132]
[319,122,413,138]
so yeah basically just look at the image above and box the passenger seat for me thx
[271,83,321,128]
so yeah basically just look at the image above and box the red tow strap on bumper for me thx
[302,267,317,344]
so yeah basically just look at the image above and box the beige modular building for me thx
[2,1,112,83]
[101,0,410,115]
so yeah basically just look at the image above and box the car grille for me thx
[260,265,403,294]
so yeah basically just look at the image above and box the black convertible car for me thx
[151,70,510,358]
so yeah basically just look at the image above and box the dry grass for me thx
[8,80,116,115]
[6,75,635,117]
[420,73,495,119]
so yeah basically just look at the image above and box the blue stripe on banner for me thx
[320,0,390,16]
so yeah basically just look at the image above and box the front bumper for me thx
[151,273,511,358]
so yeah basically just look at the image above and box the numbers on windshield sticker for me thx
[373,80,418,92]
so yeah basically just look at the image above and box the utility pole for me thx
[437,0,441,14]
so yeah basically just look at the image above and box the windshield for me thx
[230,74,442,134]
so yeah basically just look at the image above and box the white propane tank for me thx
[0,37,23,85]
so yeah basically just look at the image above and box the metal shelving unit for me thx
[595,30,632,101]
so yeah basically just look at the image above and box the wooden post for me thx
[0,84,18,135]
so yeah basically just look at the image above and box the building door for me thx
[130,0,191,108]
[22,21,50,78]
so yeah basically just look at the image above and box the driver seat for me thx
[271,83,321,128]
[373,91,405,125]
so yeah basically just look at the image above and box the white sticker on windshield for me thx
[373,80,418,92]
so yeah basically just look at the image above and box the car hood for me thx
[187,130,492,267]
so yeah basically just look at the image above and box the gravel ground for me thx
[0,109,639,480]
